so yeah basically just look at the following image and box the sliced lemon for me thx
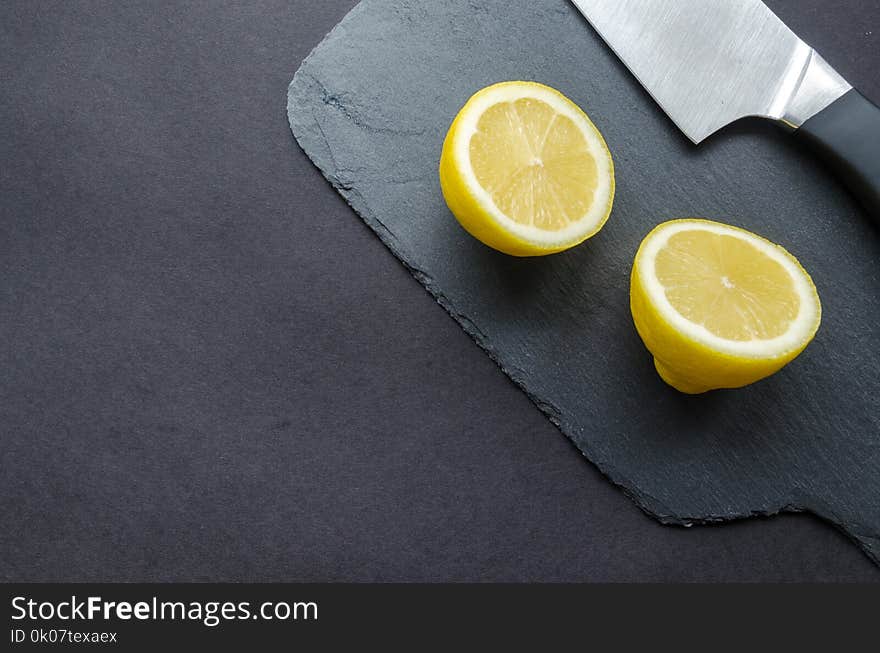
[439,81,614,256]
[630,219,821,394]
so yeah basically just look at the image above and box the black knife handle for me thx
[796,89,880,221]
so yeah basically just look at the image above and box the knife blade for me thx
[571,0,880,218]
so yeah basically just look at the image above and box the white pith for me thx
[638,221,820,359]
[453,83,614,246]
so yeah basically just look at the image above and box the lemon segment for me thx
[630,219,821,394]
[440,81,614,256]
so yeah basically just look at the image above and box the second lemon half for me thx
[631,219,822,394]
[439,81,614,256]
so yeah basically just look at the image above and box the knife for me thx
[571,0,880,219]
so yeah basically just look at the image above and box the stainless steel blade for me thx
[571,0,852,143]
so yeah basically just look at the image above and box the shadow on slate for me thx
[288,0,880,565]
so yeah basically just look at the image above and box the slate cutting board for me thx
[288,0,880,564]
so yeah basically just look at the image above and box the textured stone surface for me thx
[289,0,880,563]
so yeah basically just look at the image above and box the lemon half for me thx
[439,81,614,256]
[630,219,821,394]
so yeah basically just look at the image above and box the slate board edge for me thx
[285,2,880,568]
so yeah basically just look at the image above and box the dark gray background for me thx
[2,0,878,582]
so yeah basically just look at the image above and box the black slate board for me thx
[288,0,880,564]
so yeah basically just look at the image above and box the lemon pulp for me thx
[655,229,801,342]
[469,98,599,231]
